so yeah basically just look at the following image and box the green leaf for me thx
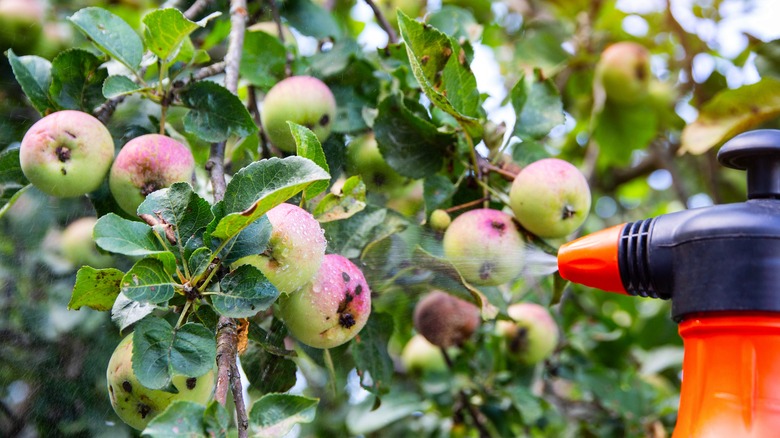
[214,157,330,240]
[180,81,258,143]
[321,58,381,134]
[68,266,124,311]
[290,122,330,199]
[374,94,455,179]
[397,11,483,138]
[593,100,658,166]
[510,70,565,141]
[213,264,280,318]
[138,182,214,247]
[49,49,109,112]
[102,75,141,98]
[121,258,177,304]
[681,78,780,154]
[188,247,212,281]
[69,7,144,71]
[322,205,409,259]
[111,292,158,331]
[142,400,206,437]
[242,342,297,394]
[133,318,217,390]
[281,0,341,40]
[313,175,366,223]
[221,215,271,265]
[352,312,394,394]
[0,148,30,218]
[249,394,319,437]
[203,401,230,438]
[6,50,55,115]
[94,213,165,256]
[142,8,201,61]
[423,175,456,213]
[240,30,286,90]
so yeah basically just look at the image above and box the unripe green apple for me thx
[106,334,215,430]
[400,333,447,374]
[346,134,407,192]
[413,290,480,348]
[232,203,326,295]
[60,217,113,269]
[595,41,651,105]
[509,158,591,239]
[379,0,425,28]
[496,302,559,365]
[19,110,115,198]
[442,208,525,286]
[0,0,44,54]
[261,76,336,153]
[109,134,195,216]
[429,209,451,231]
[277,254,371,349]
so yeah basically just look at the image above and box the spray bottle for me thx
[557,130,780,437]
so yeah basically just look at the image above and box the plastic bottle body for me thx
[674,314,780,438]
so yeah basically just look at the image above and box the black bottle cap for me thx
[718,129,780,199]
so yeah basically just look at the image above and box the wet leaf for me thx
[213,264,279,318]
[290,122,329,199]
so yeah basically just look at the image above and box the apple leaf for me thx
[102,75,141,99]
[322,205,409,259]
[423,174,456,214]
[5,50,56,115]
[280,0,341,40]
[68,266,124,311]
[142,8,207,62]
[132,318,216,390]
[0,148,30,219]
[94,213,166,256]
[179,81,258,143]
[352,312,394,395]
[313,175,367,223]
[397,11,483,139]
[241,341,298,394]
[49,49,109,112]
[323,59,381,134]
[220,215,271,265]
[142,400,206,437]
[374,94,455,179]
[69,7,144,71]
[290,122,330,199]
[249,394,319,437]
[203,401,231,438]
[510,70,565,141]
[592,100,658,166]
[121,258,177,304]
[240,30,287,90]
[681,78,780,155]
[111,292,158,332]
[138,183,214,250]
[214,156,330,240]
[212,264,279,318]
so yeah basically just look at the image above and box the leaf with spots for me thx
[69,266,124,311]
[132,318,216,390]
[353,312,394,395]
[313,175,366,223]
[111,292,159,332]
[212,264,280,318]
[121,257,177,304]
[249,394,319,437]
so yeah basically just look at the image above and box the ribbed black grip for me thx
[618,218,668,299]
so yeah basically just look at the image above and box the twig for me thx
[184,0,215,20]
[364,0,398,44]
[95,96,126,125]
[444,197,490,214]
[268,0,294,77]
[246,86,277,159]
[440,348,491,438]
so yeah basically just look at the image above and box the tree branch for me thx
[268,0,294,77]
[184,0,215,20]
[364,0,398,44]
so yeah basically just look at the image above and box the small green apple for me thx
[509,158,591,239]
[106,334,215,430]
[346,133,407,193]
[496,302,559,365]
[109,134,195,216]
[595,41,651,105]
[429,209,452,232]
[277,254,371,349]
[442,208,525,286]
[232,202,326,295]
[413,290,480,348]
[19,110,115,198]
[261,76,336,153]
[60,217,113,269]
[401,334,448,374]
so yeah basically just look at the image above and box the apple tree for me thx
[2,0,780,436]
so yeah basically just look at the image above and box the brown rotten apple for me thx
[413,290,480,348]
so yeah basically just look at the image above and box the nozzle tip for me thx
[558,224,626,294]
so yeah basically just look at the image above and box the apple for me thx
[346,133,407,192]
[400,333,448,374]
[277,254,371,349]
[509,158,591,239]
[109,134,195,216]
[595,41,651,105]
[247,21,296,47]
[261,76,336,153]
[232,203,326,295]
[0,0,44,54]
[413,290,480,348]
[378,0,425,28]
[429,209,452,232]
[496,302,559,365]
[60,217,113,269]
[442,208,525,286]
[106,334,215,430]
[386,180,424,218]
[19,110,115,198]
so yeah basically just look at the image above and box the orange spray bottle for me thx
[557,130,780,437]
